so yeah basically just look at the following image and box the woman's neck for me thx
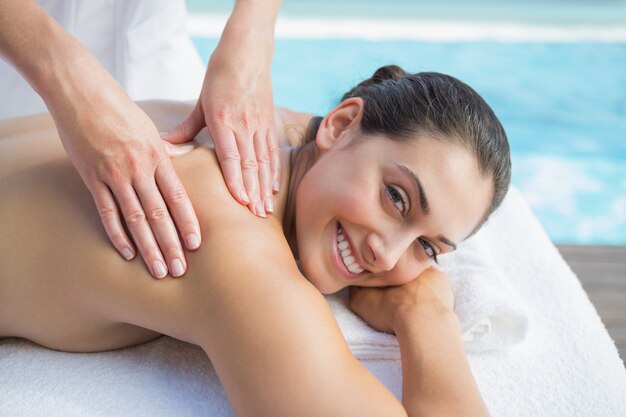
[277,142,319,260]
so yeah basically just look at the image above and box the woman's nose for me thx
[365,232,411,273]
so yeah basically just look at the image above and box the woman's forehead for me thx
[379,138,492,240]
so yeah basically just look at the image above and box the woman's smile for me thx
[332,222,370,281]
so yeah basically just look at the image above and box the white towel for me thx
[325,230,529,359]
[437,233,529,352]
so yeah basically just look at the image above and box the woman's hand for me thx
[0,1,201,279]
[349,267,455,335]
[48,82,201,280]
[160,0,282,219]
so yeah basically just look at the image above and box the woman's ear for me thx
[316,98,364,151]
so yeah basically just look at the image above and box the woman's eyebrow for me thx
[438,236,458,251]
[396,163,458,251]
[396,163,430,215]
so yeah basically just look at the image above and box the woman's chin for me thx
[305,270,344,295]
[315,277,346,295]
[299,257,345,295]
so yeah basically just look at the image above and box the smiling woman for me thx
[0,65,509,416]
[286,66,509,293]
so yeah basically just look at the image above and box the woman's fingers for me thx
[155,158,201,251]
[212,125,278,218]
[134,176,190,278]
[112,182,169,279]
[253,130,273,213]
[90,181,135,261]
[211,127,251,206]
[267,127,281,193]
[91,155,199,280]
[162,141,195,159]
[161,104,205,144]
[235,130,265,217]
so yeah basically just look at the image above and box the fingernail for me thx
[273,180,280,193]
[187,233,200,250]
[255,201,266,218]
[264,197,274,213]
[159,131,171,139]
[171,259,185,277]
[152,260,167,279]
[121,248,134,260]
[240,190,250,204]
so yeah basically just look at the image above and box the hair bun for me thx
[342,65,407,100]
[371,65,407,82]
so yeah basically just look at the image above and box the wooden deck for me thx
[557,245,626,366]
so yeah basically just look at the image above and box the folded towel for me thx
[325,227,529,359]
[437,232,529,352]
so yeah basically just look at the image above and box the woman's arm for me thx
[395,304,490,416]
[350,269,491,417]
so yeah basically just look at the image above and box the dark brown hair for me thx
[302,65,511,233]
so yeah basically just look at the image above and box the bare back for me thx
[0,101,297,351]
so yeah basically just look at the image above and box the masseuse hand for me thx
[161,6,280,218]
[0,1,200,279]
[349,268,455,335]
[50,83,200,279]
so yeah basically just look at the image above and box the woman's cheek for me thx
[343,179,382,218]
[390,259,430,286]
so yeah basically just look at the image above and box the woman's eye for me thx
[385,185,409,216]
[418,237,439,264]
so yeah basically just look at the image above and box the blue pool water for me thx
[189,37,626,245]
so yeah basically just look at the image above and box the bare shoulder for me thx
[275,106,315,147]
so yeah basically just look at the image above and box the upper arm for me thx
[186,238,407,417]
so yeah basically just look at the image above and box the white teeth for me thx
[337,225,365,274]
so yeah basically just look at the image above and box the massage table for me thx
[1,185,625,416]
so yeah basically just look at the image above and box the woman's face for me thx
[294,99,493,294]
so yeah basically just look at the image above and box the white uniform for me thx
[0,0,205,120]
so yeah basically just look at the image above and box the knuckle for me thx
[221,151,241,164]
[147,207,170,223]
[214,109,228,124]
[149,146,165,164]
[268,143,280,154]
[234,113,251,130]
[125,209,146,226]
[256,151,271,165]
[241,158,259,171]
[98,158,122,182]
[167,188,188,206]
[98,205,118,220]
